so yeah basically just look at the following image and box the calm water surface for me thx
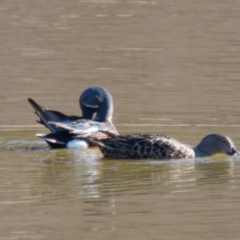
[1,0,240,239]
[1,128,240,239]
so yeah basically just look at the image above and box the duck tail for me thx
[28,98,57,132]
[36,133,66,148]
[28,98,79,132]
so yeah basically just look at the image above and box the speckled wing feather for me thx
[28,98,81,132]
[88,133,195,159]
[49,119,118,136]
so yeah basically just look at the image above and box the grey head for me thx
[194,133,239,157]
[79,86,114,122]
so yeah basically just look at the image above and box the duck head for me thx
[195,133,239,157]
[79,86,113,122]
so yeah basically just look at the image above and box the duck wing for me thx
[28,98,81,132]
[49,119,118,136]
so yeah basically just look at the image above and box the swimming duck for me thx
[30,87,118,148]
[62,130,239,159]
[47,118,239,159]
[28,86,99,133]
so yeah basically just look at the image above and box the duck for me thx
[85,131,239,159]
[48,124,239,159]
[28,86,118,148]
[28,87,99,132]
[48,110,118,148]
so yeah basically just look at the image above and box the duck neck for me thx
[81,106,96,120]
[94,94,113,122]
[193,145,210,157]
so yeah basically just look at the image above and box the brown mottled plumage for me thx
[47,116,239,158]
[86,131,194,159]
[50,119,118,137]
[85,131,239,160]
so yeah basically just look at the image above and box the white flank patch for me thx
[66,139,89,149]
[36,133,46,137]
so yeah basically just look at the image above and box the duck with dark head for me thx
[85,132,240,159]
[28,86,118,149]
[47,119,240,159]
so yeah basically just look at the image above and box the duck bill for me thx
[233,150,240,156]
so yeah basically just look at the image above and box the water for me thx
[1,0,240,239]
[1,129,240,239]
